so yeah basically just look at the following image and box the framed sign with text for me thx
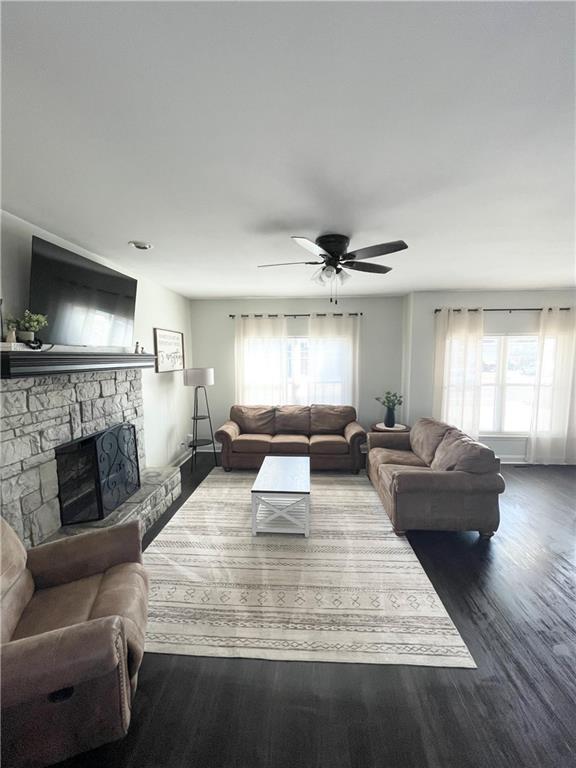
[153,328,185,373]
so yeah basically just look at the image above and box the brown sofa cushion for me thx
[1,519,33,643]
[430,428,465,470]
[232,434,272,453]
[270,435,309,454]
[1,519,27,600]
[12,573,102,641]
[1,569,34,644]
[369,447,427,468]
[410,417,452,464]
[230,406,275,435]
[310,405,356,435]
[275,406,310,435]
[432,433,500,474]
[27,521,143,590]
[310,434,349,455]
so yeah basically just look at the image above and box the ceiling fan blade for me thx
[341,261,392,274]
[258,261,323,268]
[291,236,328,258]
[346,240,408,261]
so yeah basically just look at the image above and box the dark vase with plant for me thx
[12,310,48,342]
[375,391,403,428]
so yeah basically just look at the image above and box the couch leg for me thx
[394,528,406,536]
[224,467,232,473]
[478,530,494,539]
[353,469,360,475]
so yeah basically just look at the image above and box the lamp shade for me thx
[183,367,214,387]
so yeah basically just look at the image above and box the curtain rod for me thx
[228,312,363,318]
[433,307,571,314]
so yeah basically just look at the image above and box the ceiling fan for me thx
[258,234,408,290]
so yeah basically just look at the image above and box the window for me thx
[235,315,359,407]
[480,334,545,433]
[434,306,575,454]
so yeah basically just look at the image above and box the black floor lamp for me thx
[183,367,218,471]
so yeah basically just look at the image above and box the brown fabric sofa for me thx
[367,417,505,537]
[1,519,149,768]
[216,405,366,472]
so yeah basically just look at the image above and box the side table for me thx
[371,423,410,433]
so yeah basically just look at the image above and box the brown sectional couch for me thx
[367,417,505,537]
[215,405,366,472]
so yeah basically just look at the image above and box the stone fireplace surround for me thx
[1,368,180,547]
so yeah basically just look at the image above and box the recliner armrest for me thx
[367,431,412,451]
[1,616,127,709]
[27,521,143,589]
[393,470,506,495]
[215,421,240,444]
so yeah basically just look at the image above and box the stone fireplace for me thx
[0,368,177,547]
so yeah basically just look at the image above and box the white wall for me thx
[3,210,573,465]
[189,289,576,462]
[1,211,194,466]
[405,289,576,460]
[188,296,405,432]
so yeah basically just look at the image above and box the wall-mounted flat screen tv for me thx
[29,236,138,348]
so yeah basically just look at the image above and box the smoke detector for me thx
[128,240,153,250]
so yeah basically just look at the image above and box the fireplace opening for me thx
[55,423,141,525]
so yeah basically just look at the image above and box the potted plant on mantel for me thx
[375,391,403,428]
[13,310,48,342]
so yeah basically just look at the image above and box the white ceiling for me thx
[2,1,574,298]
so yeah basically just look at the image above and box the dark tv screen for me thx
[29,237,137,348]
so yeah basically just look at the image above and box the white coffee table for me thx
[251,456,310,537]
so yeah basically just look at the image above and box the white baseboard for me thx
[499,455,528,464]
[173,445,221,468]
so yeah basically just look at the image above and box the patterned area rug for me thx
[144,469,475,668]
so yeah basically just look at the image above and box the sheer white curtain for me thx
[234,315,288,404]
[527,307,576,464]
[307,314,359,408]
[234,313,359,408]
[433,308,484,437]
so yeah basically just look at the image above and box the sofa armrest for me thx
[27,521,143,589]
[344,421,366,448]
[215,420,240,445]
[393,470,506,495]
[1,616,127,708]
[367,431,412,451]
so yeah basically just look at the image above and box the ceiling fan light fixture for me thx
[323,265,336,280]
[337,269,351,284]
[311,267,326,285]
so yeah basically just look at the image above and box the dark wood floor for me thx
[59,460,576,768]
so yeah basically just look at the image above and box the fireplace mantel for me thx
[1,351,156,379]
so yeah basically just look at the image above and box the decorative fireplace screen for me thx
[55,423,141,525]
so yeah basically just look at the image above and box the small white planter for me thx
[17,331,35,342]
